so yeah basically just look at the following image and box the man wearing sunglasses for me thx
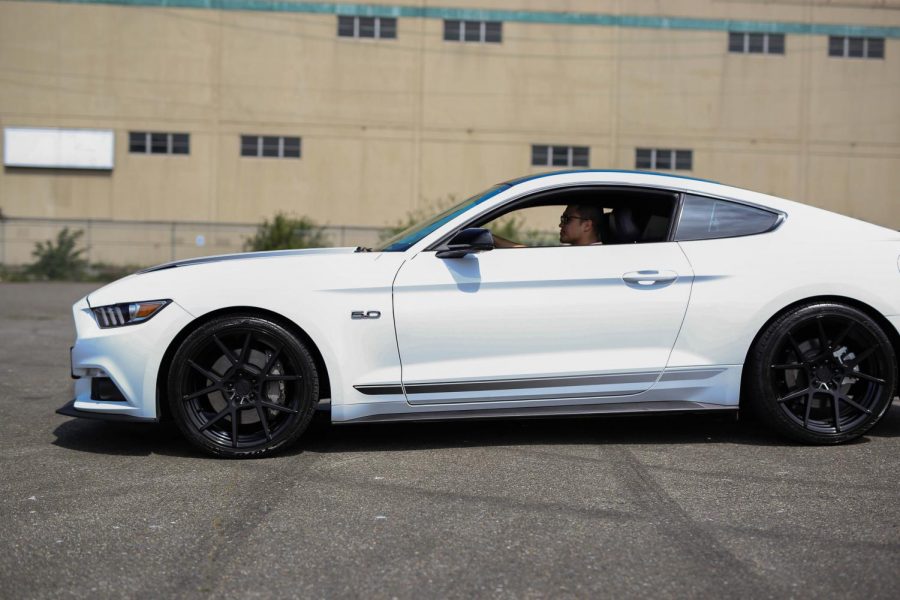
[558,204,602,246]
[492,204,603,248]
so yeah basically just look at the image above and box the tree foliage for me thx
[26,227,88,280]
[245,212,329,251]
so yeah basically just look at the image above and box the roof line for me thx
[11,0,900,39]
[503,169,721,186]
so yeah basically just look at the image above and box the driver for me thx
[492,204,602,248]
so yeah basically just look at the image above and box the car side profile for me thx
[59,170,900,457]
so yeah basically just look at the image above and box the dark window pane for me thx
[150,133,168,154]
[867,37,884,59]
[635,148,652,169]
[675,150,692,171]
[464,21,481,42]
[283,137,301,158]
[485,21,502,43]
[848,37,864,57]
[531,145,548,166]
[768,34,784,54]
[171,133,189,155]
[261,136,279,157]
[551,146,569,167]
[337,15,355,37]
[747,33,764,53]
[129,132,146,153]
[358,17,376,38]
[444,20,460,41]
[828,36,845,57]
[241,135,258,157]
[676,195,779,241]
[572,146,589,167]
[656,149,672,170]
[728,32,744,53]
[379,17,397,39]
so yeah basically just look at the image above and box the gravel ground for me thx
[1,282,899,599]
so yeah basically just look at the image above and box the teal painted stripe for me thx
[14,0,900,39]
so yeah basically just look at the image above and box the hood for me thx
[138,247,358,274]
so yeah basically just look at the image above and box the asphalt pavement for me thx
[1,282,899,599]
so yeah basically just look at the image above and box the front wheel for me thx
[747,302,897,444]
[168,315,319,458]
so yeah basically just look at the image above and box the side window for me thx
[676,195,780,241]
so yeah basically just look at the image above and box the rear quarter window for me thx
[676,194,780,241]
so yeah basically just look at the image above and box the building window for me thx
[531,145,589,168]
[337,16,397,39]
[129,132,189,155]
[828,36,884,59]
[636,148,692,171]
[728,32,785,54]
[444,20,502,43]
[240,136,301,159]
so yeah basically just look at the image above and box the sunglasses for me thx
[559,215,589,225]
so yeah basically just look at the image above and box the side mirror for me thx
[436,228,495,259]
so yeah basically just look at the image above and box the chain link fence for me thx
[0,217,387,267]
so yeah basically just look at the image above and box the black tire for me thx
[168,315,318,458]
[746,302,897,444]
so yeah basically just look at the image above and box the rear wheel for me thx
[747,302,897,444]
[168,315,318,458]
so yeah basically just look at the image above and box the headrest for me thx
[610,207,641,244]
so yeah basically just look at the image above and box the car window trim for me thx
[425,184,682,252]
[674,192,787,242]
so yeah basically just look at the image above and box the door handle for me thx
[622,270,678,286]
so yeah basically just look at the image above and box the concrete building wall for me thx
[1,0,898,263]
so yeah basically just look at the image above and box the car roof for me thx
[502,169,720,187]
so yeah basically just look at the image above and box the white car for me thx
[60,170,900,457]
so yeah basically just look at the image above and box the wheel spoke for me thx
[188,360,222,383]
[261,346,283,377]
[183,383,220,401]
[198,405,231,432]
[851,371,885,385]
[771,363,803,370]
[803,394,813,428]
[816,317,830,353]
[832,394,842,433]
[238,333,252,366]
[778,387,810,404]
[833,321,855,347]
[838,394,872,415]
[261,401,298,414]
[255,402,272,441]
[231,407,240,448]
[265,374,302,382]
[846,346,877,369]
[786,332,805,361]
[213,334,239,366]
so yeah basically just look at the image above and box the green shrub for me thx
[26,227,88,280]
[245,213,329,251]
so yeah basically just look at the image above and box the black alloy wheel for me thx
[169,315,318,458]
[747,302,897,444]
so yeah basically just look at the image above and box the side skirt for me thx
[333,400,736,424]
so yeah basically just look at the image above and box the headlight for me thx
[92,300,171,328]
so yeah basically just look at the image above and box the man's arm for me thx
[491,234,525,248]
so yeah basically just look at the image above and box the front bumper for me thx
[66,295,195,420]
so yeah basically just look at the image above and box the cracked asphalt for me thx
[2,282,899,599]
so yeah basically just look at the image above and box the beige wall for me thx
[1,0,898,264]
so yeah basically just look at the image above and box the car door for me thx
[392,242,694,406]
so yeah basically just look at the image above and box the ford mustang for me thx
[59,170,900,457]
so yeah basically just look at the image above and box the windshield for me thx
[374,184,509,252]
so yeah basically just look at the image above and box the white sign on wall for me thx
[3,127,115,170]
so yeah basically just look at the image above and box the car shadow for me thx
[51,399,900,459]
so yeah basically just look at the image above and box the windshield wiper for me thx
[355,246,373,253]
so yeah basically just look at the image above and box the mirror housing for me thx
[436,228,495,259]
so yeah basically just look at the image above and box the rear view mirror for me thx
[436,228,495,259]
